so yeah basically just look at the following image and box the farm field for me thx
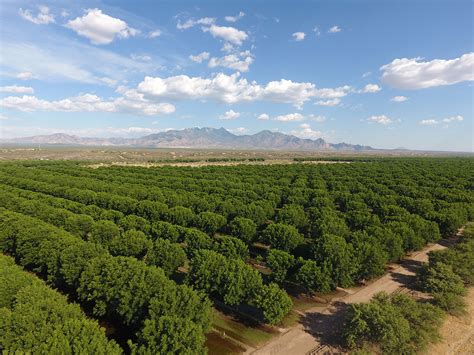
[0,157,473,354]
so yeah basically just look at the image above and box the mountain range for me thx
[1,127,374,151]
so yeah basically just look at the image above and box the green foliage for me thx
[311,234,357,288]
[150,221,180,242]
[146,238,186,275]
[65,214,94,238]
[130,316,206,355]
[0,254,121,354]
[196,211,226,235]
[277,204,308,230]
[261,223,304,251]
[184,228,213,257]
[89,220,120,246]
[109,230,152,259]
[343,292,444,354]
[266,249,295,284]
[252,283,293,325]
[166,206,196,227]
[295,259,331,293]
[229,217,257,244]
[213,235,249,260]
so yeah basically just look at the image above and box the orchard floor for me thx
[423,287,474,355]
[250,234,459,355]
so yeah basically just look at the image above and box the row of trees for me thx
[0,209,212,353]
[419,222,474,314]
[0,254,121,353]
[0,159,472,296]
[342,223,474,354]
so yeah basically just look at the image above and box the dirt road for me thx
[251,240,450,355]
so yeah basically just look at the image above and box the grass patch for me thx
[212,309,276,348]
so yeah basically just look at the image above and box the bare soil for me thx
[423,287,474,355]
[251,234,461,355]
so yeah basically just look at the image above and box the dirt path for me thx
[423,287,474,355]
[251,238,454,355]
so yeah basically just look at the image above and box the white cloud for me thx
[202,25,248,45]
[149,30,162,38]
[313,27,321,36]
[391,95,408,102]
[367,115,393,125]
[314,86,351,99]
[177,17,215,30]
[361,83,381,93]
[0,114,10,120]
[316,98,341,106]
[0,85,34,94]
[19,5,55,25]
[61,10,69,18]
[137,73,350,108]
[219,109,240,120]
[189,52,210,63]
[131,54,152,62]
[362,71,372,78]
[308,114,326,122]
[1,41,156,85]
[381,53,474,89]
[221,43,235,53]
[257,113,270,120]
[328,26,341,33]
[66,9,139,45]
[420,119,438,125]
[442,115,463,123]
[228,127,248,134]
[225,11,245,23]
[208,51,254,72]
[16,71,34,80]
[291,123,322,139]
[292,32,306,41]
[274,113,305,122]
[0,93,175,116]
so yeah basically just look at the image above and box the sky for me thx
[0,0,472,152]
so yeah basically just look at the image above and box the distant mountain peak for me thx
[1,127,374,151]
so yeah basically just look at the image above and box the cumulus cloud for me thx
[442,115,463,123]
[391,95,408,102]
[420,119,438,125]
[19,5,55,25]
[131,54,152,61]
[225,11,245,23]
[177,17,215,30]
[0,93,175,116]
[202,25,248,45]
[315,98,341,106]
[148,29,162,38]
[16,71,34,80]
[208,50,254,72]
[189,52,210,63]
[328,26,341,33]
[219,109,240,120]
[228,127,248,134]
[0,85,34,94]
[292,32,306,41]
[381,53,474,89]
[290,123,322,139]
[361,83,381,93]
[313,27,321,36]
[274,113,305,122]
[66,9,139,45]
[367,115,393,125]
[137,73,351,108]
[257,113,270,120]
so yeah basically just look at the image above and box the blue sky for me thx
[0,0,472,151]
